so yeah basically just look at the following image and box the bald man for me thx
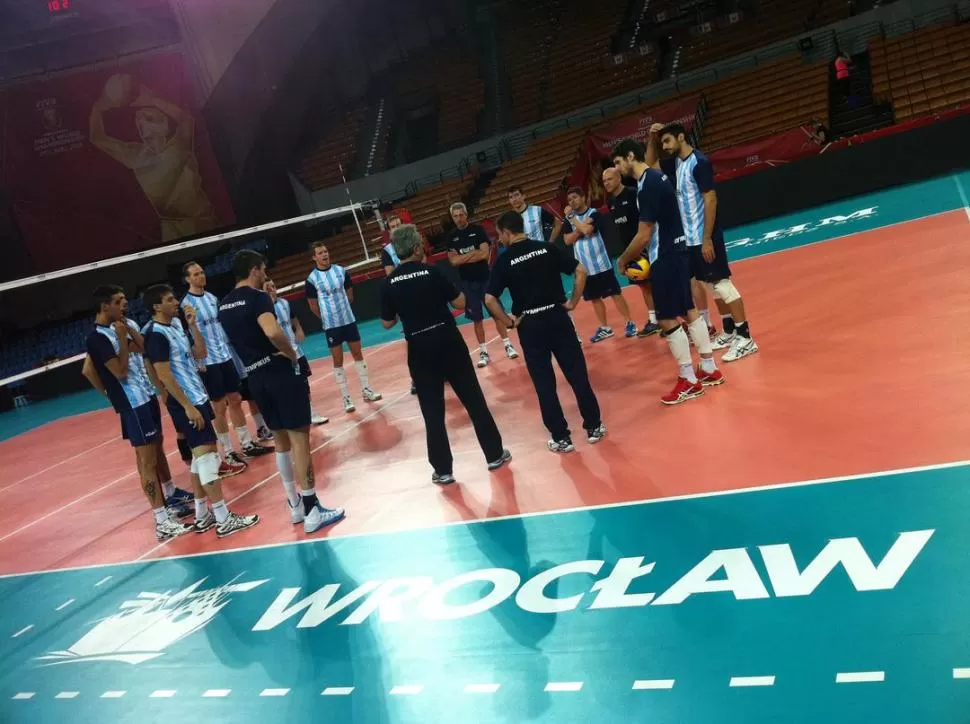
[603,167,659,337]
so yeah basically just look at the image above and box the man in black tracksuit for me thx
[485,211,607,453]
[380,224,511,485]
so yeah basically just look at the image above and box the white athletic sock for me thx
[700,309,710,326]
[700,356,716,374]
[666,327,694,379]
[153,507,168,525]
[236,425,253,447]
[687,316,714,356]
[252,412,267,430]
[502,337,511,345]
[355,360,370,390]
[334,367,350,399]
[679,363,698,383]
[479,343,488,353]
[161,480,175,498]
[194,498,208,521]
[211,500,229,524]
[217,431,233,454]
[649,310,657,324]
[276,452,300,507]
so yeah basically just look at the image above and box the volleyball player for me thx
[613,139,724,405]
[507,186,562,243]
[447,202,519,366]
[381,224,511,483]
[562,187,636,341]
[602,167,660,336]
[181,262,272,475]
[143,284,260,538]
[652,123,759,362]
[305,241,382,413]
[486,211,606,452]
[230,348,274,441]
[381,214,418,395]
[82,285,194,540]
[220,250,345,534]
[264,277,328,425]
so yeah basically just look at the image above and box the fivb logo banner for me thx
[726,207,879,251]
[36,529,933,667]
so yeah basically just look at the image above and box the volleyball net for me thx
[0,199,389,407]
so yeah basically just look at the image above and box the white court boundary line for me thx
[954,173,970,222]
[0,457,966,580]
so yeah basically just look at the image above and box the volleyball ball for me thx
[625,258,650,282]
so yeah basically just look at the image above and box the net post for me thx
[339,162,370,261]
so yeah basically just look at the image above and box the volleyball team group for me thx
[81,123,760,543]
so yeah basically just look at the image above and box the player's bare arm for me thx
[619,221,655,272]
[81,355,107,396]
[182,306,208,361]
[566,263,588,309]
[153,360,204,429]
[702,190,718,263]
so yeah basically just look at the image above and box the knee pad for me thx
[177,437,192,463]
[712,279,741,304]
[197,451,222,486]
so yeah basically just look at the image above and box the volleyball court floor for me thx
[1,175,970,724]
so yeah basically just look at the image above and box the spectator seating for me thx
[870,21,970,122]
[297,104,369,190]
[500,0,564,127]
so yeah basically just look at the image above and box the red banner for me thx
[708,125,822,175]
[563,96,701,207]
[0,53,235,274]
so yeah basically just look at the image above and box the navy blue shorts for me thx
[325,323,361,349]
[461,280,488,322]
[688,234,731,283]
[165,398,218,450]
[120,397,163,448]
[200,359,241,400]
[582,269,622,301]
[248,363,311,431]
[238,376,251,401]
[650,252,694,321]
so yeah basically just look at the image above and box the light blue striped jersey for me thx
[125,318,157,399]
[274,297,305,360]
[382,243,401,268]
[181,291,232,365]
[672,151,717,247]
[568,208,613,275]
[86,324,155,413]
[305,265,356,331]
[520,205,546,241]
[144,318,210,407]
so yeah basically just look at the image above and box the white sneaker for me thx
[311,413,329,425]
[477,351,490,368]
[156,517,193,541]
[504,342,519,359]
[711,332,736,350]
[722,335,759,362]
[362,387,382,402]
[216,511,260,539]
[304,503,345,534]
[343,396,356,413]
[288,498,305,524]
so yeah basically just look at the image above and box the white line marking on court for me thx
[954,174,970,222]
[545,682,583,692]
[3,457,968,580]
[464,684,500,694]
[259,688,290,697]
[55,692,79,699]
[390,685,424,696]
[953,668,970,679]
[94,575,112,587]
[0,437,116,493]
[101,691,126,698]
[12,624,33,638]
[730,676,775,687]
[150,690,176,698]
[321,687,354,696]
[836,671,884,683]
[55,598,74,611]
[632,679,675,690]
[12,692,35,700]
[203,689,231,698]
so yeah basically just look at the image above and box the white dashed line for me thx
[12,692,35,700]
[545,682,583,692]
[94,576,112,587]
[203,689,231,698]
[12,625,33,638]
[55,692,79,699]
[953,668,970,679]
[101,691,126,699]
[633,679,676,690]
[55,598,75,611]
[463,684,500,694]
[390,685,424,696]
[150,690,177,698]
[259,689,290,697]
[730,676,776,687]
[836,671,885,684]
[321,687,354,696]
